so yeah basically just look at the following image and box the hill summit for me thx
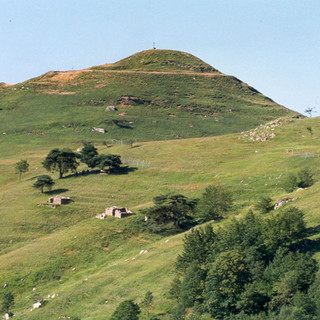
[91,49,220,73]
[0,49,298,144]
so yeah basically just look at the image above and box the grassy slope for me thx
[0,117,320,319]
[0,50,297,149]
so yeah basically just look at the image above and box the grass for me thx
[0,50,297,149]
[0,116,320,318]
[0,49,313,318]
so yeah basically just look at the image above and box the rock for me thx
[91,127,105,133]
[274,198,295,210]
[106,106,117,111]
[33,300,43,309]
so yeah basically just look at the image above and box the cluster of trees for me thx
[141,185,233,233]
[169,208,319,319]
[79,142,122,172]
[40,143,122,180]
[27,143,122,193]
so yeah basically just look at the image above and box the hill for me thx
[0,49,298,150]
[0,115,320,319]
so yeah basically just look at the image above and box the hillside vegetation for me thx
[0,114,320,319]
[0,50,297,149]
[1,49,317,319]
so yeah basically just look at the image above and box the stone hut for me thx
[48,195,71,205]
[97,206,134,219]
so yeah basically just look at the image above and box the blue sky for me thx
[1,0,320,114]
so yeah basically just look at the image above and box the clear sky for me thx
[1,0,320,115]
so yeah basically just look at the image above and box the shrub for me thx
[297,168,314,188]
[196,185,233,222]
[254,196,273,213]
[110,300,140,320]
[282,174,298,192]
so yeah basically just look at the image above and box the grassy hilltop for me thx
[1,50,319,319]
[0,49,297,149]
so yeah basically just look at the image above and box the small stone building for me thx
[96,206,134,219]
[48,195,71,205]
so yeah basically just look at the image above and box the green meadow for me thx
[0,49,317,319]
[0,115,320,319]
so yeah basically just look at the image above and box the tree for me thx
[176,225,215,272]
[80,142,98,169]
[1,291,14,313]
[254,196,273,214]
[42,148,79,178]
[196,185,233,222]
[143,193,197,229]
[204,250,251,318]
[305,107,316,118]
[93,154,122,172]
[263,207,306,256]
[179,262,206,308]
[15,159,29,180]
[297,168,314,188]
[33,175,55,193]
[110,299,140,320]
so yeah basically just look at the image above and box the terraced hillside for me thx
[0,50,297,149]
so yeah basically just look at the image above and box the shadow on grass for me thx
[109,166,138,175]
[307,224,320,236]
[65,166,138,178]
[44,188,69,195]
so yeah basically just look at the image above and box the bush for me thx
[254,196,273,213]
[196,185,233,222]
[110,300,140,320]
[282,174,298,193]
[297,168,314,188]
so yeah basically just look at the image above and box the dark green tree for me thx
[143,193,197,229]
[179,262,206,308]
[110,299,140,320]
[196,185,233,222]
[15,159,29,180]
[93,154,122,172]
[42,148,79,178]
[176,225,215,272]
[168,277,182,300]
[80,142,98,169]
[254,196,273,214]
[1,291,14,313]
[263,207,306,256]
[204,250,251,318]
[33,175,55,193]
[297,168,314,188]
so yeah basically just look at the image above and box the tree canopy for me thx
[110,300,140,320]
[143,193,197,230]
[33,175,55,193]
[15,159,29,180]
[80,142,98,169]
[42,148,79,178]
[196,184,233,222]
